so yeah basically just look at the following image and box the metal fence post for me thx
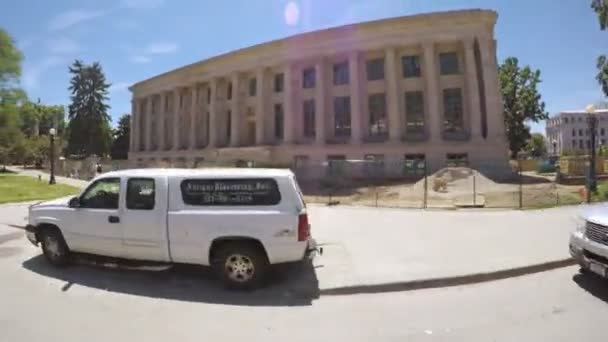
[423,160,428,209]
[518,159,523,209]
[473,170,477,206]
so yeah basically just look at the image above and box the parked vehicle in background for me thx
[570,211,608,279]
[25,168,317,289]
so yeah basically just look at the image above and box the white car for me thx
[25,168,318,289]
[569,211,608,279]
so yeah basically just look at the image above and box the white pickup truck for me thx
[569,209,608,279]
[25,168,318,289]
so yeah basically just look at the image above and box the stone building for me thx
[545,109,608,156]
[129,9,510,179]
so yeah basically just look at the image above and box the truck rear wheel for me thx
[212,242,269,290]
[40,228,70,267]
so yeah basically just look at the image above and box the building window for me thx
[602,139,606,146]
[207,87,211,104]
[439,52,459,75]
[578,117,582,123]
[586,129,590,136]
[572,129,576,137]
[446,153,468,167]
[334,96,351,137]
[404,154,426,176]
[274,103,284,140]
[405,91,425,132]
[249,78,257,96]
[587,140,591,148]
[579,129,583,136]
[368,93,387,137]
[226,110,232,139]
[364,154,385,176]
[443,88,464,132]
[293,155,309,169]
[564,117,569,124]
[327,155,346,176]
[227,82,233,100]
[366,58,385,81]
[274,73,284,93]
[333,61,349,85]
[303,99,315,138]
[402,55,421,78]
[302,67,316,88]
[579,140,584,149]
[602,128,605,136]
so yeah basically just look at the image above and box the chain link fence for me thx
[291,158,595,209]
[54,156,605,209]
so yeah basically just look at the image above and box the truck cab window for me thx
[80,178,120,209]
[126,178,155,210]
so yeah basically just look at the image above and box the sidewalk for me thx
[308,204,591,292]
[6,167,88,188]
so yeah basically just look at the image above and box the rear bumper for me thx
[25,225,38,246]
[305,238,322,259]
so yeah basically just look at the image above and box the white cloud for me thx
[48,9,106,31]
[46,37,80,54]
[109,82,132,93]
[121,0,164,9]
[22,56,64,90]
[129,55,150,64]
[145,42,178,54]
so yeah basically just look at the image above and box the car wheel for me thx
[212,242,269,290]
[40,229,70,267]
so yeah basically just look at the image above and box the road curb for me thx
[319,257,576,296]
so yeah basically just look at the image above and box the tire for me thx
[39,228,70,267]
[212,242,269,290]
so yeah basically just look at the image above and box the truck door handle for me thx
[108,215,120,223]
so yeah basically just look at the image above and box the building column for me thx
[255,68,267,145]
[478,37,505,141]
[230,73,241,147]
[423,42,441,142]
[385,47,401,142]
[464,38,482,141]
[208,79,218,148]
[158,92,166,151]
[136,99,144,151]
[172,88,181,150]
[315,59,327,145]
[283,64,295,144]
[145,96,153,151]
[349,51,363,143]
[189,85,198,149]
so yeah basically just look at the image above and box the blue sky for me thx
[2,0,607,133]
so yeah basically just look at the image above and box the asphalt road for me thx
[1,225,608,341]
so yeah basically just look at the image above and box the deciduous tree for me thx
[110,114,130,160]
[498,57,549,158]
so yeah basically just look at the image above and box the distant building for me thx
[129,9,510,178]
[545,109,608,155]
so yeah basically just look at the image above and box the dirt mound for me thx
[410,167,512,195]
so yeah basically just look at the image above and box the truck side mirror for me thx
[68,197,80,208]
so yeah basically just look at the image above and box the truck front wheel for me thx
[39,228,70,267]
[212,242,269,290]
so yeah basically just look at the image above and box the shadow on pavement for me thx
[22,254,320,307]
[573,272,608,303]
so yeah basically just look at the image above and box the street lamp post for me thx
[49,128,56,185]
[586,104,597,200]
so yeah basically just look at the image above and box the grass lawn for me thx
[0,174,80,204]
